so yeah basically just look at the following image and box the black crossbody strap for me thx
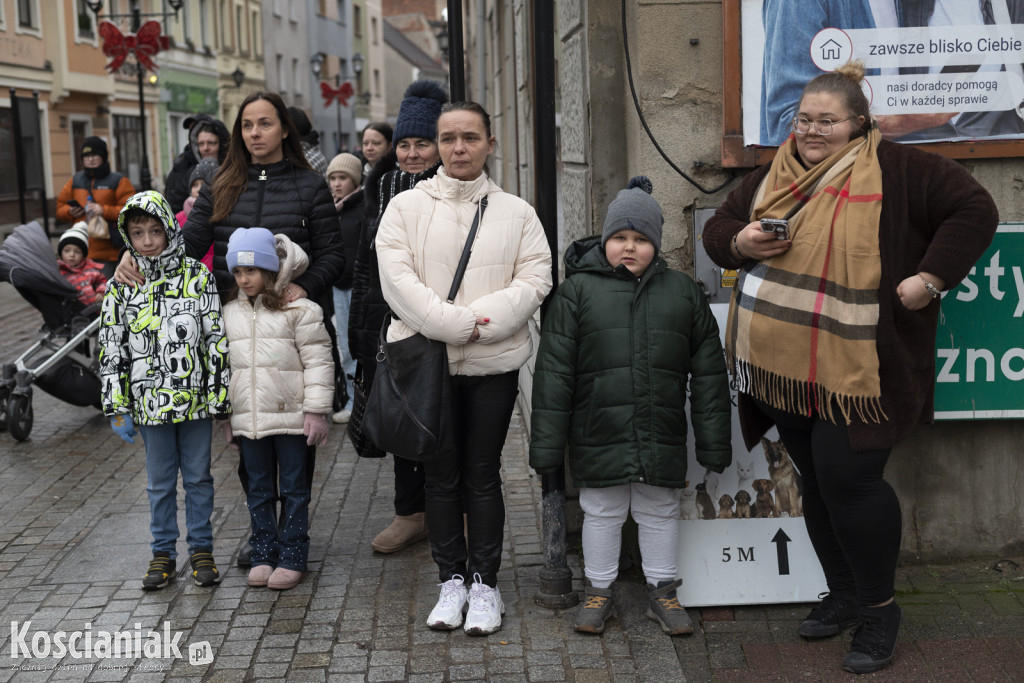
[446,196,488,303]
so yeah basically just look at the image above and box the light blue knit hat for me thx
[227,227,279,272]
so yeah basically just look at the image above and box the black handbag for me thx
[346,363,386,458]
[362,197,488,462]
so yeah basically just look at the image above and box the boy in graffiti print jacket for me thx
[99,190,231,591]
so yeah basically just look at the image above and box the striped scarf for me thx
[726,127,886,425]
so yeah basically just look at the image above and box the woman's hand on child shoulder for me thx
[304,413,329,446]
[283,284,307,303]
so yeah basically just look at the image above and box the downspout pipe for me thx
[446,0,467,101]
[532,0,578,611]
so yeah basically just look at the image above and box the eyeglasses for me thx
[791,116,857,136]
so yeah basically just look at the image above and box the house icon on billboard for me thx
[820,39,842,61]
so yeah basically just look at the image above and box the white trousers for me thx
[579,483,681,588]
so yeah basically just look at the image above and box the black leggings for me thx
[425,371,519,587]
[754,398,901,605]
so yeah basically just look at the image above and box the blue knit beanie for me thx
[392,80,448,143]
[227,227,279,272]
[601,176,664,252]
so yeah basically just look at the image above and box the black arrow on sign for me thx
[772,528,792,575]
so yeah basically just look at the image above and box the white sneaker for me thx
[426,575,468,630]
[464,573,505,636]
[332,409,351,424]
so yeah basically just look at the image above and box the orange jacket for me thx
[56,170,135,262]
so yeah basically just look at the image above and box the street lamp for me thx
[85,0,184,192]
[231,67,246,88]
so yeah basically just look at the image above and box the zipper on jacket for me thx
[630,277,645,483]
[256,169,267,224]
[251,300,258,438]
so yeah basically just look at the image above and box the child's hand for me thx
[303,413,329,446]
[220,421,240,451]
[110,414,136,443]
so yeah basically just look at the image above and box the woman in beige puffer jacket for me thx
[376,102,552,636]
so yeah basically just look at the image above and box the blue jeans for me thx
[239,434,311,571]
[332,287,356,411]
[139,418,214,559]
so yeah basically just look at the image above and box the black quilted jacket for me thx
[348,156,441,361]
[183,159,343,304]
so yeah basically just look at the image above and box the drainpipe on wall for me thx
[532,0,578,611]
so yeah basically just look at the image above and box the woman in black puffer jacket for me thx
[183,94,342,304]
[349,149,442,362]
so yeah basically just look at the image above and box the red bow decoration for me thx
[321,81,354,108]
[99,20,169,73]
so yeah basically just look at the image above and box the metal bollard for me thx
[534,468,578,609]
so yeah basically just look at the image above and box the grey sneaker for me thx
[646,579,694,635]
[574,583,614,634]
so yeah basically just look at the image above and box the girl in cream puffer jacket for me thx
[221,228,334,587]
[222,233,335,437]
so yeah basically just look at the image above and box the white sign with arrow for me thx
[676,518,827,607]
[673,302,828,607]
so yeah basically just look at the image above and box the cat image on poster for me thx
[679,484,700,521]
[734,453,755,499]
[703,468,720,501]
[762,437,803,517]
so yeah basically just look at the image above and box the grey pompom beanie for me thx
[601,175,664,252]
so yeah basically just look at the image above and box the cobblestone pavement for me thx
[0,286,1021,682]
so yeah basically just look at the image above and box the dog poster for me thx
[675,303,827,607]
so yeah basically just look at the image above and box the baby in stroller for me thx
[0,221,103,441]
[57,221,107,307]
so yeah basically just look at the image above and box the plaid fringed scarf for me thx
[726,127,886,425]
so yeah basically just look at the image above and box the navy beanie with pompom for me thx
[601,175,664,252]
[392,80,448,143]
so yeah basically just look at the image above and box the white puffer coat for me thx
[375,168,552,376]
[223,234,335,439]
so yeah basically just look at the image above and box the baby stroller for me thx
[0,222,103,441]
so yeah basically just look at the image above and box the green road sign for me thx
[934,224,1024,419]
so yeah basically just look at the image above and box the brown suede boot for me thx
[371,513,429,553]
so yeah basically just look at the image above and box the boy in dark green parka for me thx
[530,176,731,636]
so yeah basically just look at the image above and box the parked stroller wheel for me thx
[7,394,33,442]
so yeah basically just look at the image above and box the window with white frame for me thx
[199,0,209,50]
[16,0,41,33]
[220,0,231,49]
[236,5,247,53]
[75,0,95,40]
[251,8,261,56]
